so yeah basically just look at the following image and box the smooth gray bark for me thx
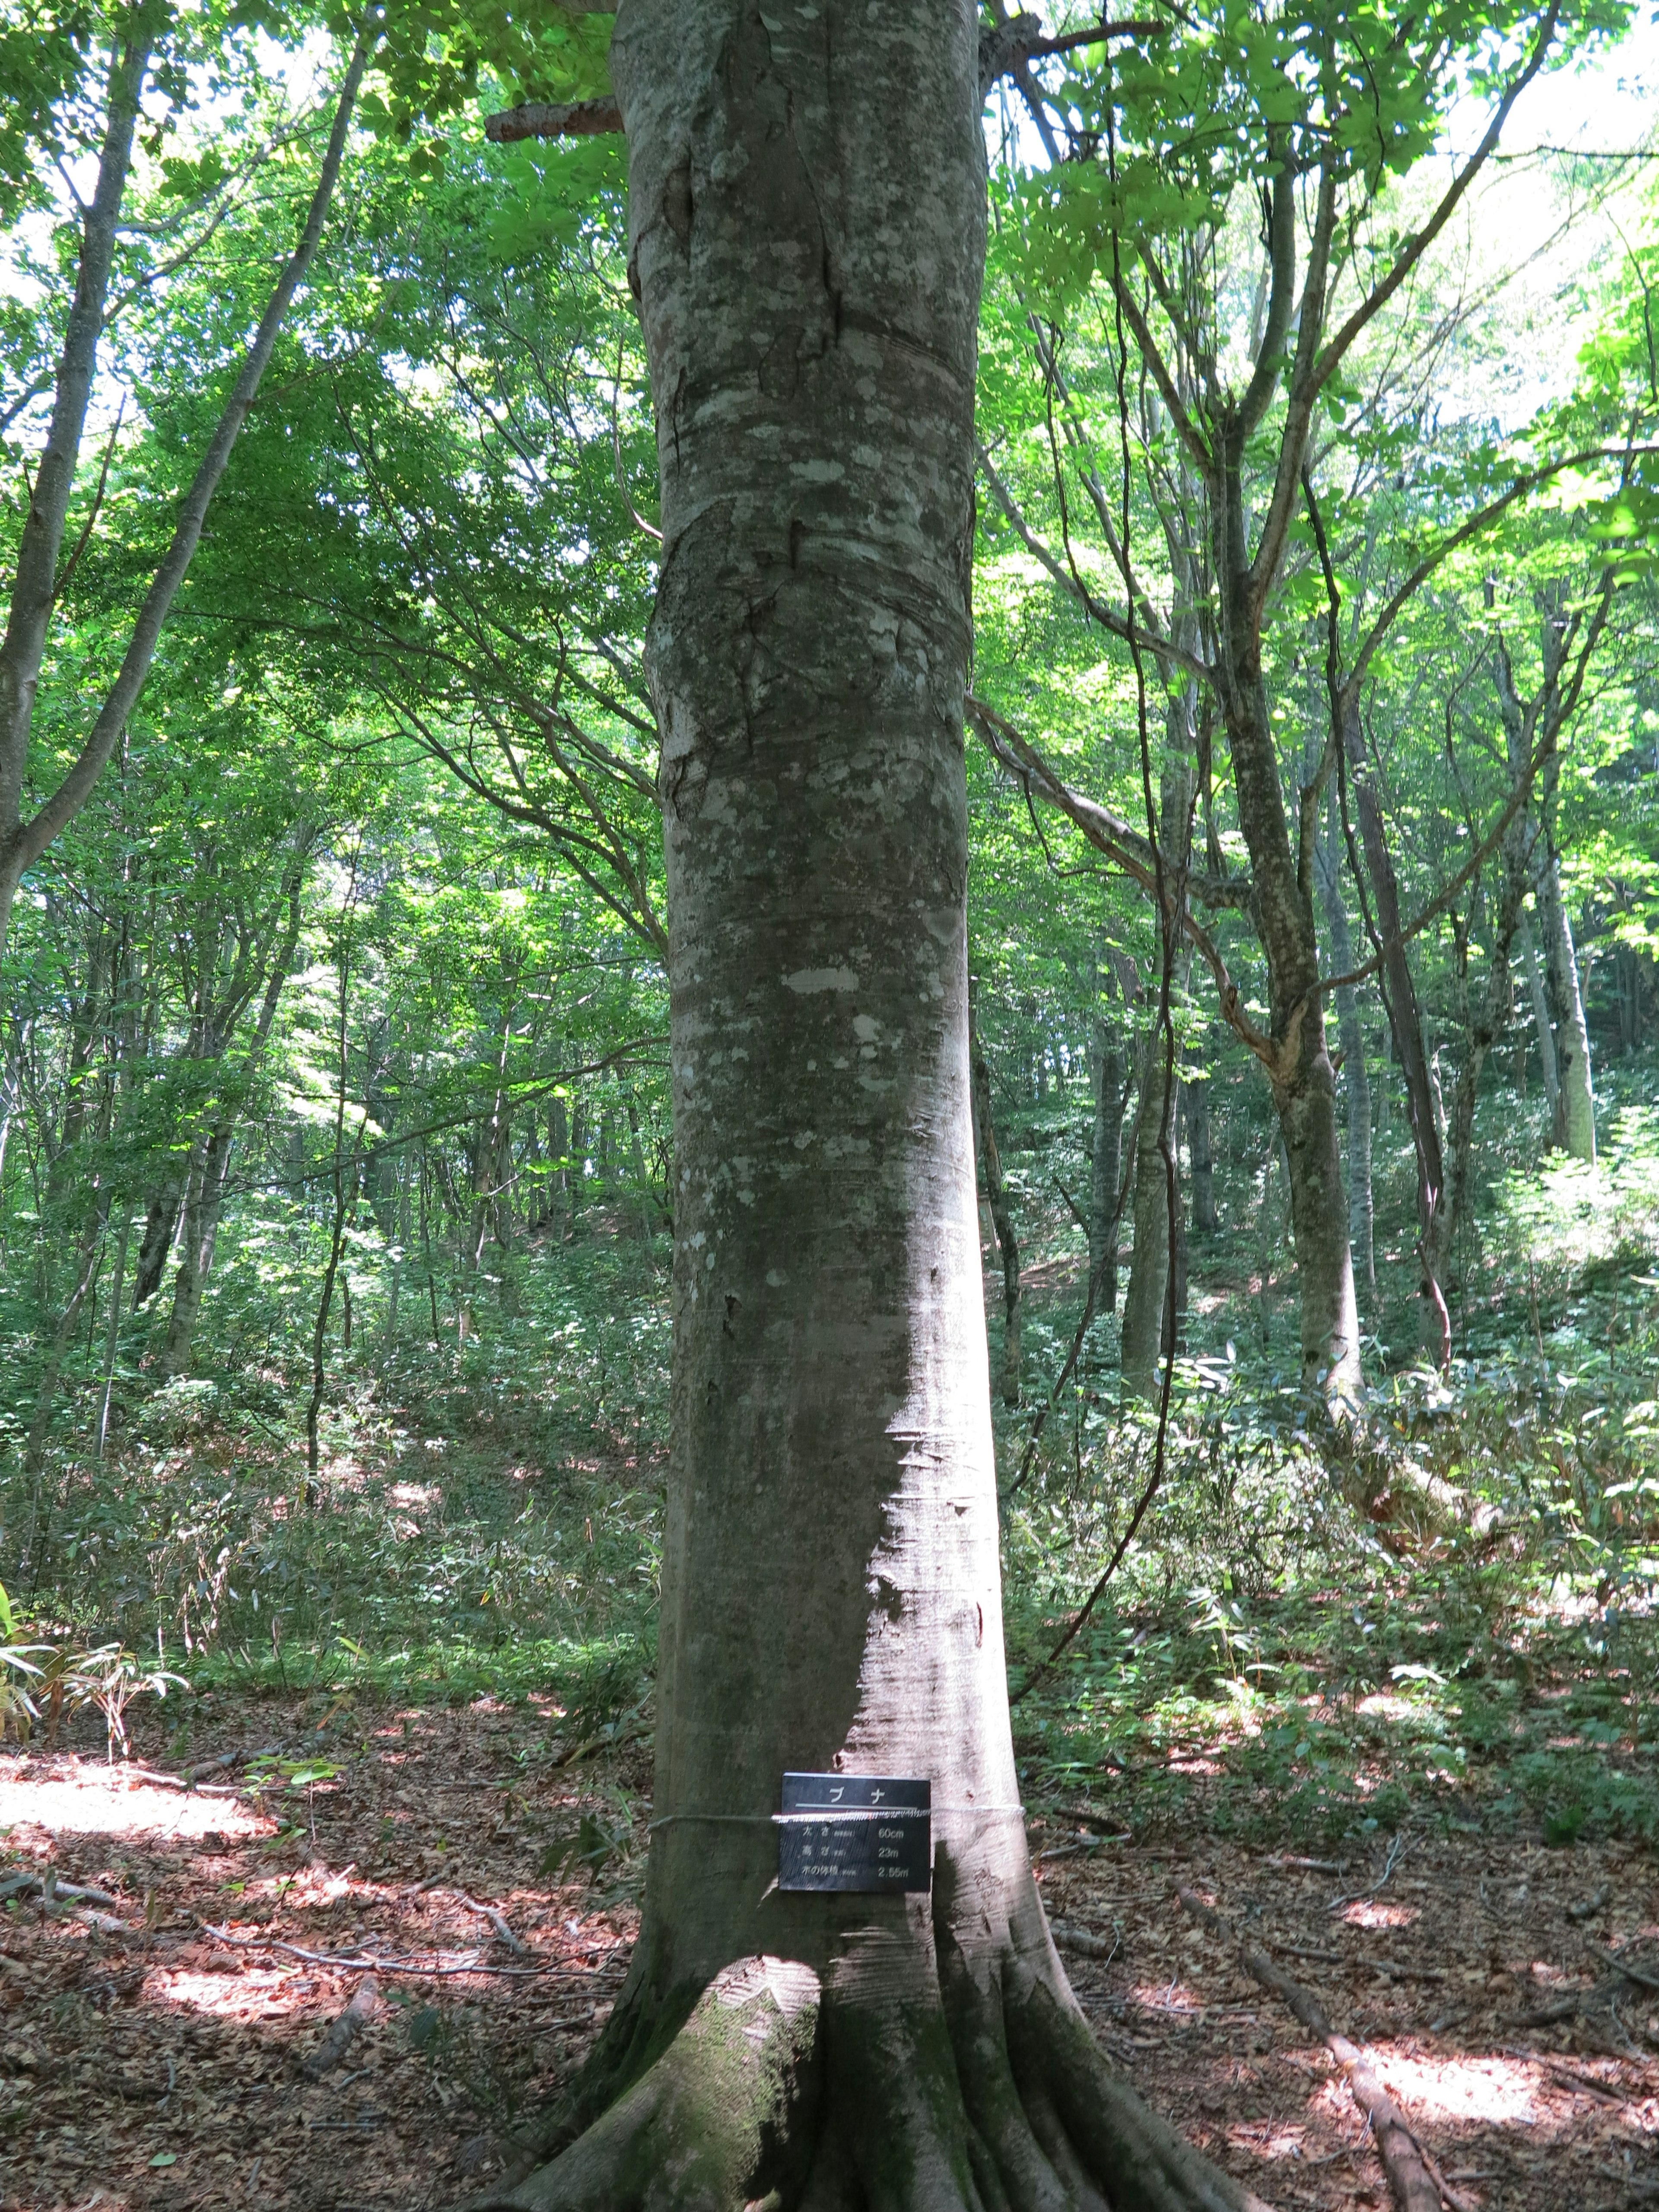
[498,7,1271,2207]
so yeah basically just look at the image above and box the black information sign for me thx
[777,1773,931,1894]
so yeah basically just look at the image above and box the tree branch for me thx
[1312,0,1564,397]
[1348,441,1659,693]
[966,693,1273,1067]
[977,446,1211,683]
[1236,146,1298,437]
[484,99,622,142]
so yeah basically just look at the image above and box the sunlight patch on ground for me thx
[0,1758,270,1841]
[1357,1694,1421,1722]
[388,1481,440,1510]
[1339,1899,1421,1929]
[1372,2050,1541,2124]
[145,1965,303,2018]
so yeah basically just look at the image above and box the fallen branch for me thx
[0,1870,121,1908]
[1036,1833,1131,1862]
[1604,1944,1659,1994]
[121,1744,279,1792]
[200,1921,591,1980]
[1327,1832,1407,1912]
[301,1976,379,2080]
[1057,1803,1130,1832]
[1048,1918,1120,1961]
[454,1892,531,1960]
[1177,1887,1463,2212]
[548,1716,647,1768]
[1546,2060,1630,2107]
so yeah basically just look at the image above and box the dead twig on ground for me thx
[1177,1885,1467,2212]
[1048,1918,1120,1961]
[200,1921,592,1980]
[1327,1833,1407,1913]
[300,1976,380,2080]
[0,1871,121,1908]
[454,1891,531,1959]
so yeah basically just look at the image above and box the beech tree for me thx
[474,3,1268,2206]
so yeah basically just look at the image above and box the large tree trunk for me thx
[490,8,1268,2208]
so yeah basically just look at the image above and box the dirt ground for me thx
[1,1697,1652,2212]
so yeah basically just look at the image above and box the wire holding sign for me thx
[777,1773,932,1894]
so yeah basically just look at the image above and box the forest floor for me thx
[1,1693,1652,2212]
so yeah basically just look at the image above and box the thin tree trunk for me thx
[969,998,1021,1407]
[1123,730,1195,1400]
[1316,790,1373,1290]
[626,1095,653,1245]
[1534,839,1595,1161]
[1088,988,1126,1309]
[305,866,362,1495]
[0,29,153,958]
[158,844,309,1374]
[1219,611,1360,1403]
[95,1211,131,1460]
[1122,1030,1172,1400]
[1336,686,1443,1349]
[568,1100,587,1236]
[1186,1068,1217,1237]
[549,1092,570,1237]
[419,1146,440,1342]
[386,1152,404,1347]
[24,1201,106,1479]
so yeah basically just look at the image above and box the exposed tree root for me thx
[466,1884,1274,2212]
